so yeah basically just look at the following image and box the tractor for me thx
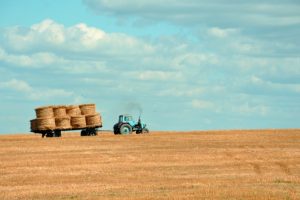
[113,114,149,135]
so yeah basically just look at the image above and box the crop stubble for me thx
[0,129,299,200]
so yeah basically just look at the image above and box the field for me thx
[0,129,299,200]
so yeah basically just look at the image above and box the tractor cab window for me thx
[124,116,132,121]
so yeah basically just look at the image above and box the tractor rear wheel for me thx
[120,124,132,134]
[113,124,120,135]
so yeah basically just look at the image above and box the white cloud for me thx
[0,47,62,68]
[0,79,73,101]
[191,99,215,110]
[172,53,219,69]
[130,70,184,81]
[31,19,65,44]
[0,79,32,92]
[74,23,105,48]
[158,87,203,97]
[0,18,299,130]
[207,27,238,38]
[250,75,300,94]
[1,19,154,56]
[234,102,268,116]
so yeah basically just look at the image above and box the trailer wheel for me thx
[81,130,87,136]
[91,128,97,136]
[46,131,53,137]
[54,130,61,137]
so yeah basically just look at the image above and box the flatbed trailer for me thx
[32,125,102,138]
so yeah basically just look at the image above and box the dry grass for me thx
[0,129,299,200]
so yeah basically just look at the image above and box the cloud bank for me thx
[0,13,299,131]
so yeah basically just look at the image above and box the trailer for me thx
[31,104,103,138]
[32,125,102,138]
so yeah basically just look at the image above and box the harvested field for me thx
[0,129,299,200]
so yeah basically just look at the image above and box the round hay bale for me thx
[79,103,96,115]
[35,106,53,118]
[86,113,102,127]
[55,117,71,129]
[71,115,86,128]
[66,105,81,116]
[36,117,55,130]
[53,105,67,117]
[30,119,37,131]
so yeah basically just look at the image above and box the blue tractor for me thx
[113,114,149,135]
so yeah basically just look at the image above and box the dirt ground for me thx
[0,129,299,200]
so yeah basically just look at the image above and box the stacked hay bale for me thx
[70,115,86,128]
[33,106,55,131]
[53,105,71,129]
[31,103,102,131]
[67,105,86,128]
[86,113,102,127]
[79,104,102,127]
[66,105,81,116]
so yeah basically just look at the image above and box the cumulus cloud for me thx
[0,18,299,130]
[0,47,62,68]
[0,19,154,57]
[0,79,73,101]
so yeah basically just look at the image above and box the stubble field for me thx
[0,129,299,200]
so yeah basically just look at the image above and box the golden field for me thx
[0,129,299,200]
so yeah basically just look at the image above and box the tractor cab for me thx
[119,114,136,128]
[113,114,149,135]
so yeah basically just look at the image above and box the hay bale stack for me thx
[36,117,55,130]
[53,105,67,117]
[71,115,86,128]
[86,113,102,127]
[35,106,53,118]
[55,117,71,129]
[30,119,37,131]
[66,105,81,116]
[79,104,96,115]
[31,103,101,131]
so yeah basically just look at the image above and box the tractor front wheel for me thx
[143,128,149,133]
[120,124,132,135]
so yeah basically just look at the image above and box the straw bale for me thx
[71,115,86,128]
[79,103,96,115]
[36,117,55,130]
[53,105,67,117]
[66,105,81,116]
[55,117,71,129]
[85,113,102,127]
[35,106,53,118]
[30,119,37,131]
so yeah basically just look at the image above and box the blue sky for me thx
[0,0,299,133]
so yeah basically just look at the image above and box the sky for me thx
[0,0,299,133]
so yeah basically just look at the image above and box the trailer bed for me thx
[32,125,102,137]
